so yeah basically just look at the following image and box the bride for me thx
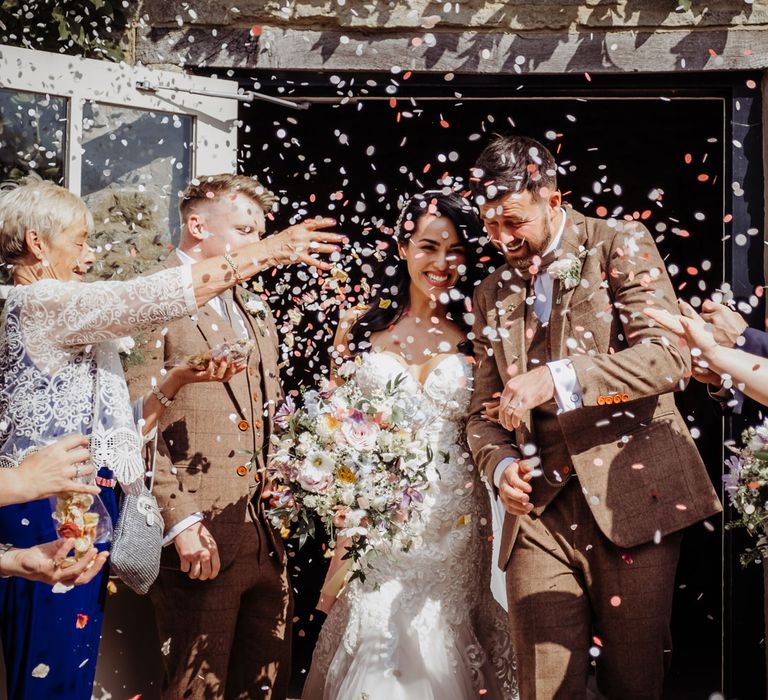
[302,190,517,700]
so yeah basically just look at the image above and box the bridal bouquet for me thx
[724,419,768,565]
[267,358,433,579]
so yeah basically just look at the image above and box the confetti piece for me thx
[250,25,262,37]
[31,664,50,679]
[610,595,622,607]
[76,613,89,629]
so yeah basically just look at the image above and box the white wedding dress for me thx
[303,351,517,700]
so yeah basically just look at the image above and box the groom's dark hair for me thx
[469,134,558,203]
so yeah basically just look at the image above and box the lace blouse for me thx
[0,267,197,487]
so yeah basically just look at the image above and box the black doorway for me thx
[228,69,764,699]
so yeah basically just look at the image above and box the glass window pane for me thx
[0,87,67,185]
[80,102,192,278]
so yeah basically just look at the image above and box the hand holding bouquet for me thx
[267,359,433,580]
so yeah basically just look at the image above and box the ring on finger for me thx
[74,464,81,479]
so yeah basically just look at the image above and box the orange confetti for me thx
[757,286,764,298]
[723,213,733,223]
[584,72,591,82]
[249,25,262,37]
[596,206,608,217]
[697,173,709,182]
[411,37,423,47]
[422,163,431,174]
[610,596,622,607]
[403,70,412,80]
[747,79,757,89]
[76,613,89,629]
[684,153,692,164]
[389,97,397,108]
[640,210,652,220]
[686,267,698,275]
[440,119,450,128]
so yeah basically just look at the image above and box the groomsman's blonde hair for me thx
[179,174,276,222]
[0,179,93,265]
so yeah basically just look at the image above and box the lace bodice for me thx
[305,351,517,699]
[0,267,197,485]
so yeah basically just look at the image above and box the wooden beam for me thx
[136,26,768,74]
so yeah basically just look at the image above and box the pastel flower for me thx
[340,412,380,452]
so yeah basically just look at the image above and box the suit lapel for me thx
[548,208,589,362]
[494,274,532,446]
[233,286,281,430]
[496,274,527,372]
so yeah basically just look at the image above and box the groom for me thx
[466,135,721,699]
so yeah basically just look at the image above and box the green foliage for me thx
[0,0,130,61]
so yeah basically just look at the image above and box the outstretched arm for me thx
[646,302,768,407]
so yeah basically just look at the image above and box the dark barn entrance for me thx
[230,70,764,699]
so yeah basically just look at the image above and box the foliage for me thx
[0,0,130,62]
[724,422,768,566]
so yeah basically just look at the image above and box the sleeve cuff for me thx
[547,359,583,412]
[494,457,517,489]
[162,512,204,546]
[178,265,199,316]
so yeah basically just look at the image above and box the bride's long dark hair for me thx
[346,190,486,355]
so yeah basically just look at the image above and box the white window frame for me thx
[0,43,239,192]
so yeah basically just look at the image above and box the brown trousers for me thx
[506,479,682,700]
[151,504,293,700]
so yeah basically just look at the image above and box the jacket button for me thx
[254,419,262,429]
[597,396,606,406]
[621,393,630,402]
[238,419,250,431]
[604,395,614,405]
[253,471,261,482]
[613,394,622,404]
[236,465,248,477]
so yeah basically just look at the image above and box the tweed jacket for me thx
[467,207,722,569]
[125,252,284,570]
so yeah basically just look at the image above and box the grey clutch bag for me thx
[110,433,164,595]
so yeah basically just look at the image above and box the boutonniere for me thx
[242,291,268,336]
[548,246,588,303]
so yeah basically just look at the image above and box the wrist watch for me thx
[0,543,15,578]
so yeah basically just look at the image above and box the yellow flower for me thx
[337,465,357,484]
[324,415,341,431]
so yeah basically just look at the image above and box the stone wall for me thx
[131,0,768,73]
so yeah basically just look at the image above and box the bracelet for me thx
[223,253,245,285]
[0,543,14,578]
[152,384,175,408]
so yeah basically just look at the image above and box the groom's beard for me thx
[505,213,555,270]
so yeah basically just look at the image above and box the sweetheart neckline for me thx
[370,351,469,389]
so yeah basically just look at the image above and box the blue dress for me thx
[0,475,118,700]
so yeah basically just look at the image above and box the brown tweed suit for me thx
[126,253,292,700]
[467,207,721,699]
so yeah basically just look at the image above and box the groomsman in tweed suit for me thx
[466,135,721,699]
[127,175,293,700]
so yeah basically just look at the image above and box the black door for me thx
[232,69,764,699]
